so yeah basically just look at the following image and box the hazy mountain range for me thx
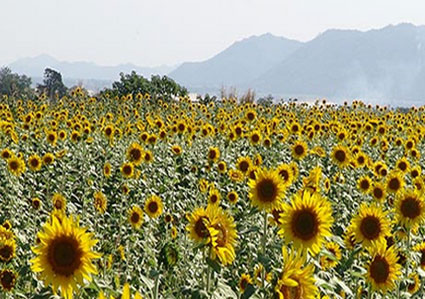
[5,23,425,103]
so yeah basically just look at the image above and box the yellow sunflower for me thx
[228,169,244,182]
[320,241,342,270]
[279,191,333,255]
[276,163,294,188]
[43,153,55,165]
[331,145,351,168]
[121,162,134,178]
[371,182,386,202]
[7,155,26,176]
[0,238,16,262]
[248,168,286,211]
[407,272,420,295]
[227,190,239,204]
[28,154,42,172]
[351,203,390,248]
[236,156,252,174]
[52,193,67,211]
[292,140,308,160]
[357,175,372,194]
[206,204,237,266]
[208,188,221,205]
[207,147,220,163]
[275,247,318,299]
[0,269,17,292]
[126,142,144,165]
[128,206,143,229]
[103,162,112,178]
[186,206,210,243]
[366,241,401,293]
[394,189,425,229]
[386,171,404,194]
[30,214,101,299]
[144,195,163,218]
[93,191,107,214]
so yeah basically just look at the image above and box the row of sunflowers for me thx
[1,93,425,298]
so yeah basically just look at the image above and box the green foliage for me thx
[37,68,68,100]
[105,71,188,101]
[0,67,34,98]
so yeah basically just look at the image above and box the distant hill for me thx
[169,33,302,90]
[253,23,425,103]
[168,23,425,104]
[8,54,178,91]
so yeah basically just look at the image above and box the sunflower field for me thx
[1,90,425,299]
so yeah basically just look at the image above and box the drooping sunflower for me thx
[30,214,101,299]
[93,191,107,214]
[126,142,144,165]
[128,206,143,229]
[28,154,42,172]
[0,269,17,292]
[121,162,134,178]
[279,191,333,255]
[320,241,342,270]
[386,171,404,194]
[331,145,351,168]
[248,168,286,211]
[144,195,163,218]
[206,204,237,266]
[275,247,318,299]
[228,169,244,182]
[351,203,390,248]
[407,272,420,295]
[43,153,55,165]
[394,189,425,229]
[7,155,26,176]
[239,273,253,293]
[292,140,308,160]
[366,241,401,293]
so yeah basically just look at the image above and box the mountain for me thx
[169,33,303,90]
[253,23,425,102]
[8,55,178,91]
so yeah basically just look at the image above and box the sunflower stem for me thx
[406,227,410,279]
[261,210,267,292]
[367,283,372,299]
[153,274,160,299]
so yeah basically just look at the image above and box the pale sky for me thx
[1,0,424,67]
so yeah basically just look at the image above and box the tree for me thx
[0,67,34,98]
[104,71,188,101]
[37,68,67,100]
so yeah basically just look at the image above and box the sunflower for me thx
[30,214,101,299]
[371,182,386,202]
[275,247,318,299]
[52,193,66,211]
[217,160,227,173]
[245,109,257,122]
[1,148,12,160]
[386,171,404,194]
[292,140,308,160]
[276,163,294,187]
[248,168,286,211]
[207,147,220,163]
[279,191,333,255]
[227,190,238,204]
[126,142,144,165]
[236,156,252,174]
[331,145,350,168]
[396,157,410,173]
[249,130,262,145]
[394,189,425,229]
[320,242,342,270]
[121,162,134,178]
[28,154,42,171]
[144,195,163,218]
[208,188,221,205]
[128,206,143,229]
[239,273,253,293]
[0,239,16,262]
[407,273,420,295]
[42,153,55,165]
[228,169,244,182]
[0,269,17,292]
[93,191,107,214]
[171,144,182,156]
[32,197,42,210]
[103,162,112,178]
[366,241,401,293]
[46,130,58,146]
[186,206,210,243]
[357,175,372,194]
[143,150,154,163]
[351,203,390,247]
[206,204,237,265]
[7,155,26,176]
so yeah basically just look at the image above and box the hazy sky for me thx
[1,0,424,67]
